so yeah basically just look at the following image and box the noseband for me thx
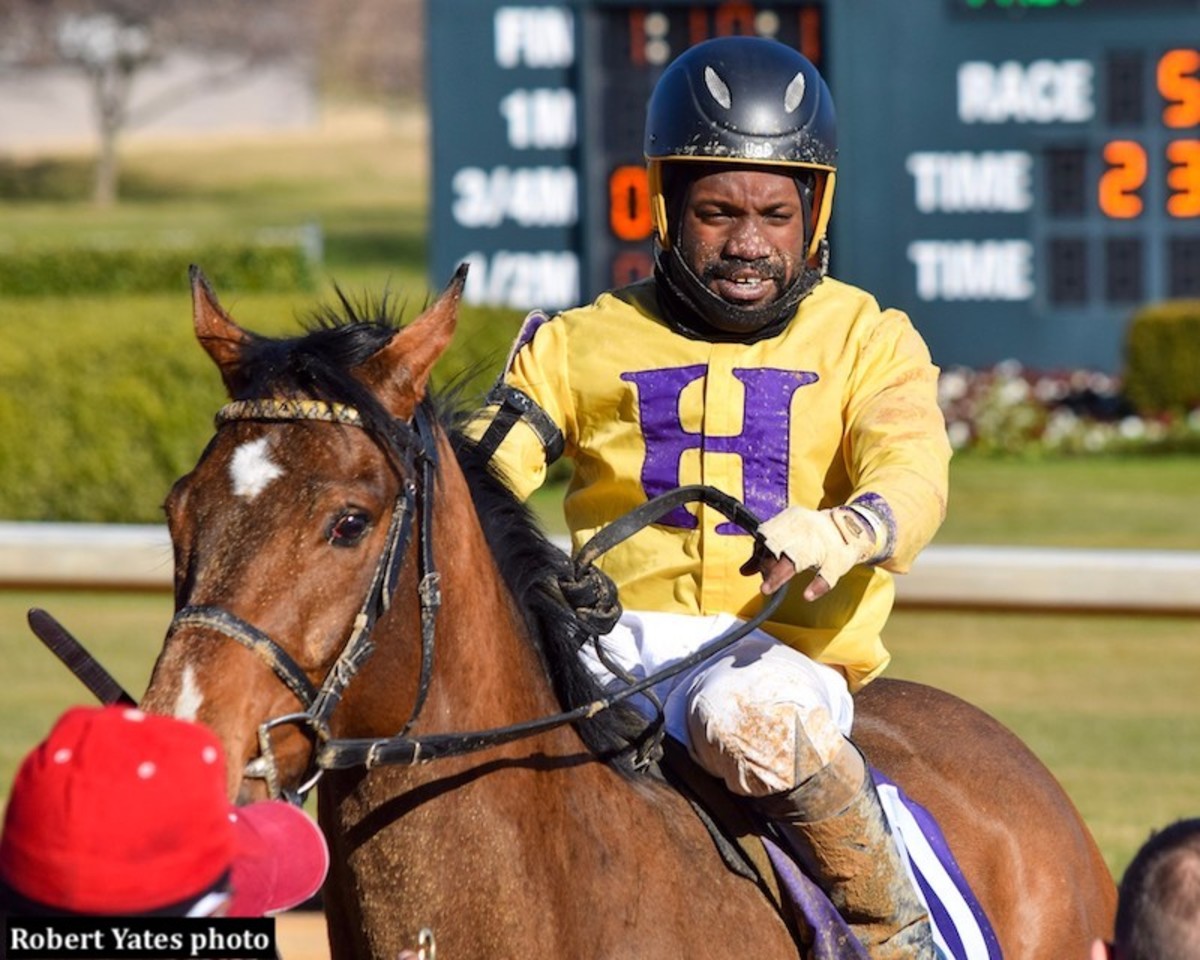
[167,397,442,802]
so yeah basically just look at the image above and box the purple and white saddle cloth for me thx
[763,769,1004,960]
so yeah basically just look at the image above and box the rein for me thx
[318,484,786,771]
[172,397,787,800]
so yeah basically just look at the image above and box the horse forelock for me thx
[228,296,408,445]
[234,320,385,393]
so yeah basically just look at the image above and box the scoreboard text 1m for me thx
[427,0,1200,371]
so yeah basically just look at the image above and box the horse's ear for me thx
[191,265,253,395]
[360,264,468,416]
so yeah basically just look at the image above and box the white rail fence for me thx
[1,522,1198,615]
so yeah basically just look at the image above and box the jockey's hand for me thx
[740,506,883,601]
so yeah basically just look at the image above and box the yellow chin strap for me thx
[647,159,836,264]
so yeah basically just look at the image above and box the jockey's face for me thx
[676,168,806,314]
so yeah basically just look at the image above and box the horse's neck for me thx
[420,445,567,734]
[320,447,797,958]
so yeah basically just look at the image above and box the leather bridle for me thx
[168,396,788,803]
[166,397,442,802]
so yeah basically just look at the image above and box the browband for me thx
[216,398,364,427]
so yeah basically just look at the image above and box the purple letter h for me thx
[620,365,817,534]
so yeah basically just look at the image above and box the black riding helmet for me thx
[644,37,838,340]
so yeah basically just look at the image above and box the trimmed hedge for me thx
[1123,300,1200,415]
[0,242,314,297]
[0,289,524,523]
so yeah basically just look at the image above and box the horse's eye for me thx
[328,511,370,546]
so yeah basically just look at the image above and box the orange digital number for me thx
[1157,49,1200,129]
[799,8,822,64]
[628,9,646,67]
[609,165,653,242]
[1167,140,1200,218]
[688,3,762,44]
[1098,141,1147,219]
[714,2,756,37]
[612,250,654,288]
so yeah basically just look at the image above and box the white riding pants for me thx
[581,609,854,798]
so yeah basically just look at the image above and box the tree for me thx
[312,0,423,101]
[0,0,314,206]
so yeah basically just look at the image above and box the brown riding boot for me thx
[758,744,941,960]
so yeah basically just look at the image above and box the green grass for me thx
[3,589,1194,882]
[938,454,1200,549]
[885,609,1200,876]
[0,109,432,297]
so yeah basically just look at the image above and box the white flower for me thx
[1043,409,1079,444]
[997,378,1030,405]
[938,370,970,403]
[1083,425,1110,452]
[946,420,973,450]
[1033,376,1068,403]
[1118,416,1146,439]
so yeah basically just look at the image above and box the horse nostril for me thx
[235,777,270,806]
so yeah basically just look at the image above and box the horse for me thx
[140,266,1116,960]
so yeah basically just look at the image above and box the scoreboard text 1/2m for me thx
[427,0,1200,371]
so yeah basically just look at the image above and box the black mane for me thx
[444,415,646,771]
[231,293,644,770]
[228,292,404,442]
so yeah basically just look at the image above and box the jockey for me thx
[470,36,951,959]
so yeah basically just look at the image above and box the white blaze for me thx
[174,664,204,721]
[230,437,284,499]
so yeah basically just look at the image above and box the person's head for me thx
[0,705,328,917]
[1092,818,1200,960]
[644,36,836,339]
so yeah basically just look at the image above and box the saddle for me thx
[658,741,1004,960]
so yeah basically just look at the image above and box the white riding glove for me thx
[756,505,885,600]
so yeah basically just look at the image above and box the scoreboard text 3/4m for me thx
[427,0,1200,372]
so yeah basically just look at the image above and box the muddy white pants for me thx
[581,609,854,798]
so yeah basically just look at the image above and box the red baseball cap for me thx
[0,706,328,916]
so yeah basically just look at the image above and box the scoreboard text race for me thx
[428,0,1200,371]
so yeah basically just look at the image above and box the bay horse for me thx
[140,266,1115,959]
